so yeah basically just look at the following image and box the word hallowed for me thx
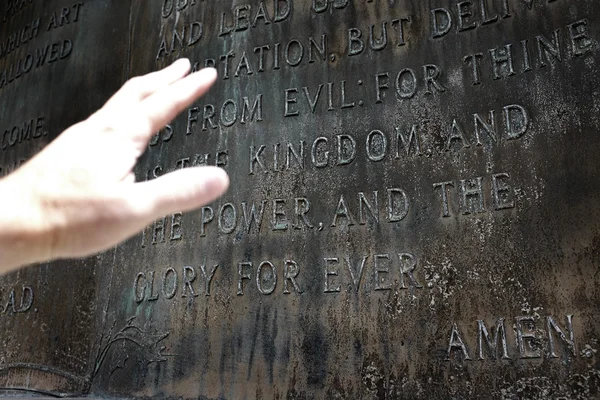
[0,40,73,90]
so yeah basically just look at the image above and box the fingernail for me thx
[195,67,218,82]
[172,58,191,70]
[207,167,229,192]
[197,66,217,75]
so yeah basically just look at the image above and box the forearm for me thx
[0,173,51,273]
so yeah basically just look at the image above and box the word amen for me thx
[1,285,34,314]
[447,315,576,361]
[134,265,219,303]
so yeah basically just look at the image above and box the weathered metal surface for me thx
[0,0,131,397]
[1,0,600,398]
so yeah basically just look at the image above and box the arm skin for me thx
[0,59,229,274]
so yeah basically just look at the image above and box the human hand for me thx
[0,59,229,272]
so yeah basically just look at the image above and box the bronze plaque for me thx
[0,0,130,397]
[1,0,600,398]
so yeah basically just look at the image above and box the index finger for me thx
[103,58,192,112]
[127,67,218,147]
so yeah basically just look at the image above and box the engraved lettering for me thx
[546,315,576,358]
[332,195,356,227]
[271,199,289,231]
[515,316,542,359]
[474,110,497,145]
[431,8,452,38]
[568,19,592,56]
[446,323,472,360]
[256,261,277,295]
[358,191,379,225]
[387,188,409,222]
[134,272,147,303]
[183,266,199,298]
[395,124,422,157]
[477,319,510,360]
[374,254,391,291]
[283,260,302,294]
[337,134,357,165]
[504,104,529,139]
[170,213,183,241]
[398,253,422,289]
[395,68,418,99]
[242,201,267,233]
[147,271,160,301]
[366,130,388,162]
[200,265,218,296]
[324,258,341,293]
[457,1,477,32]
[491,173,515,210]
[218,203,237,234]
[293,198,313,229]
[536,30,562,67]
[237,262,252,295]
[346,256,367,292]
[459,177,485,215]
[161,268,178,300]
[200,206,214,237]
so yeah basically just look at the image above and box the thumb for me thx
[130,167,229,219]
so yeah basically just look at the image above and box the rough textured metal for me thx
[0,0,599,398]
[0,0,130,397]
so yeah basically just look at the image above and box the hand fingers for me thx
[103,58,191,112]
[123,172,136,184]
[130,67,217,141]
[128,166,229,220]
